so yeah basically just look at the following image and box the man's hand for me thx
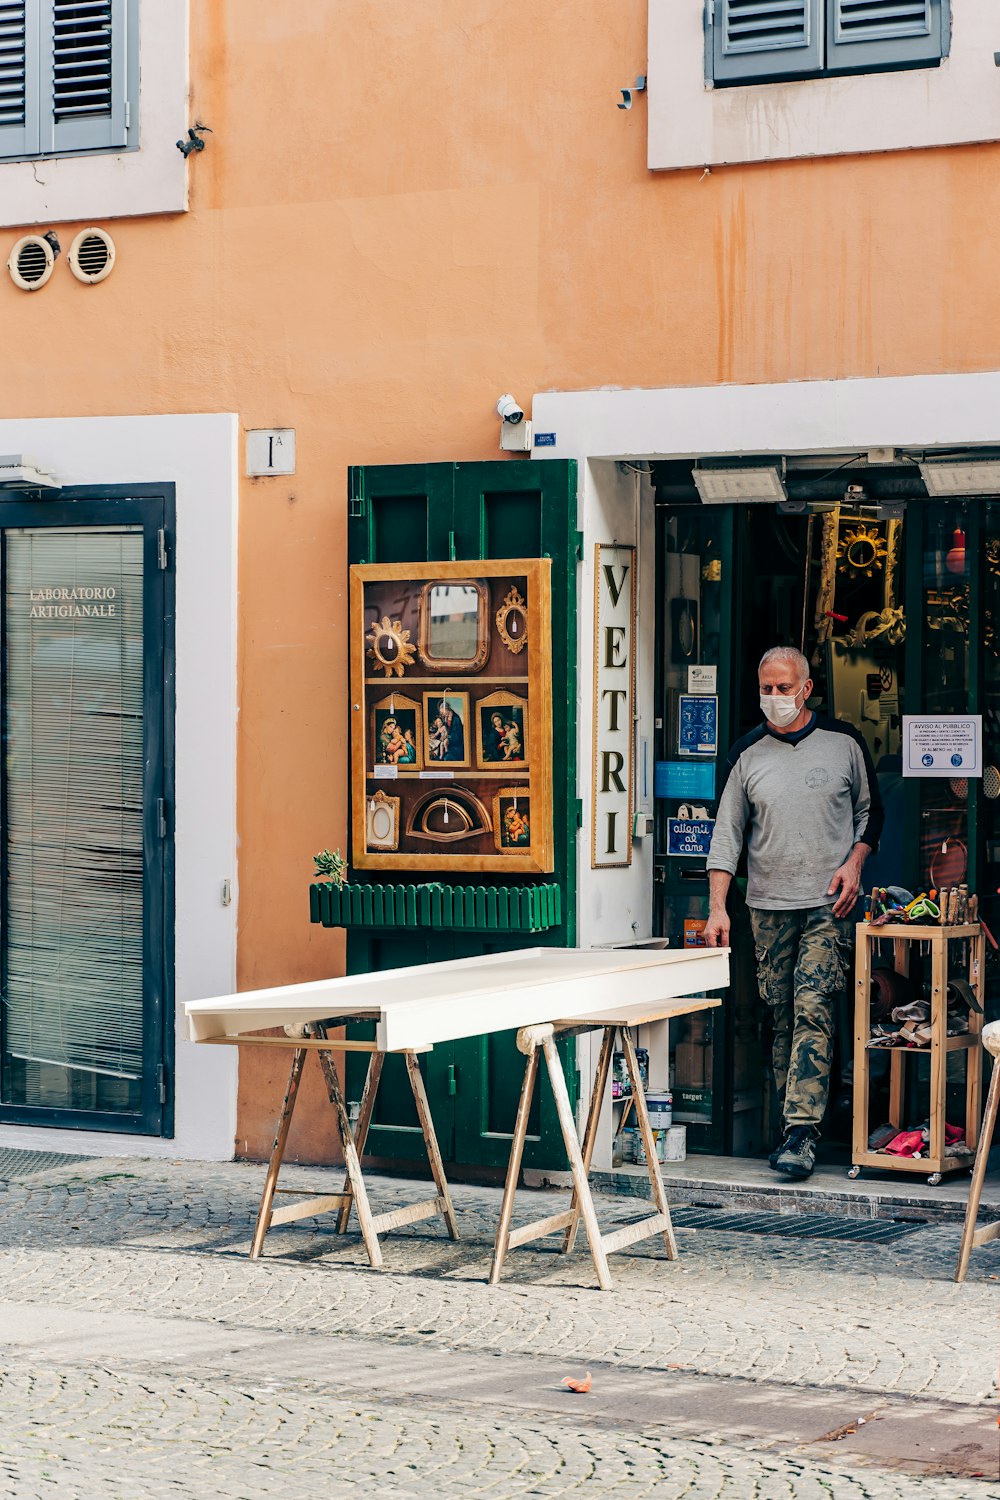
[703,909,731,947]
[828,848,866,917]
[704,869,733,946]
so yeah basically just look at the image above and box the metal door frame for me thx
[0,485,175,1137]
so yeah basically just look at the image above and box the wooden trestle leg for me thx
[405,1052,460,1240]
[561,1024,615,1256]
[488,1043,540,1286]
[249,1043,308,1260]
[541,1030,613,1290]
[336,1048,385,1233]
[956,1049,1000,1283]
[620,1024,678,1260]
[314,1028,384,1269]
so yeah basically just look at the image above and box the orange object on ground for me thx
[561,1372,592,1393]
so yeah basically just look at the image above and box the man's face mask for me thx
[760,684,805,727]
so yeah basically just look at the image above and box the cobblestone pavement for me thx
[0,1154,998,1498]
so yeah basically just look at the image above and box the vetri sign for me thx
[591,544,635,869]
[29,586,117,619]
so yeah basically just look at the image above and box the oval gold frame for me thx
[495,585,528,655]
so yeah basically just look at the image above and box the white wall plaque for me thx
[903,715,982,778]
[246,428,296,477]
[592,543,635,868]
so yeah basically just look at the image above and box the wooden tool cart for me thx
[851,922,984,1185]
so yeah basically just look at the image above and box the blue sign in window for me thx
[667,818,715,858]
[677,694,718,757]
[655,759,716,802]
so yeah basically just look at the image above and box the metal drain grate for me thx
[0,1149,88,1179]
[667,1206,927,1244]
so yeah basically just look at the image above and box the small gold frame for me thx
[475,689,529,770]
[417,579,489,672]
[366,615,416,677]
[366,789,400,851]
[404,787,493,844]
[495,585,528,655]
[492,785,532,855]
[370,693,423,772]
[836,523,888,580]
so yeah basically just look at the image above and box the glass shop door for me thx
[655,484,1000,1157]
[0,492,173,1136]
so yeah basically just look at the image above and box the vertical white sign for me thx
[592,544,635,868]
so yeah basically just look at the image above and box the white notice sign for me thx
[902,715,982,778]
[688,664,717,694]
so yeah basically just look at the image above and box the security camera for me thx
[496,394,525,426]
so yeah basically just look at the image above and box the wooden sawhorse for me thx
[956,1020,1000,1282]
[205,1018,458,1265]
[489,1017,679,1291]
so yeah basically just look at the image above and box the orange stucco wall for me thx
[0,2,998,1158]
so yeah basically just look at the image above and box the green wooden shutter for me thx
[345,460,581,1172]
[45,0,129,154]
[0,3,39,159]
[711,0,823,84]
[827,0,947,71]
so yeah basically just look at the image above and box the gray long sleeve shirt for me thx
[706,713,884,911]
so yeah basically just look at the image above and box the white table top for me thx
[185,946,730,1052]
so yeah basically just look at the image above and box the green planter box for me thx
[309,880,561,934]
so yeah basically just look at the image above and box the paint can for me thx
[634,1128,667,1165]
[646,1091,673,1129]
[663,1124,687,1162]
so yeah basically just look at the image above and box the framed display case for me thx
[350,559,553,873]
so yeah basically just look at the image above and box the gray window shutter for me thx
[711,0,824,83]
[826,0,947,71]
[44,0,128,153]
[0,2,40,159]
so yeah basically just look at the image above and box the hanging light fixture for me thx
[945,525,967,575]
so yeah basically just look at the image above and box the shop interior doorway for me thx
[652,458,994,1159]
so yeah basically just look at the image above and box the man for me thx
[703,647,883,1180]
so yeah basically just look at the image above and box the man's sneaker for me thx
[768,1139,784,1169]
[773,1125,818,1180]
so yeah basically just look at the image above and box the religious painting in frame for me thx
[422,690,472,769]
[493,786,533,855]
[350,558,554,874]
[370,693,422,772]
[476,689,528,770]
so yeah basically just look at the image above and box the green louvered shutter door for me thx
[712,0,823,83]
[826,0,947,71]
[0,3,39,158]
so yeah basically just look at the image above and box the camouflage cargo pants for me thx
[748,905,855,1132]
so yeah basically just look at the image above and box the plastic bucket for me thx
[663,1124,687,1162]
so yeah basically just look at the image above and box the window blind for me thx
[2,527,145,1085]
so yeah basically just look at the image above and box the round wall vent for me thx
[68,227,115,285]
[7,235,55,291]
